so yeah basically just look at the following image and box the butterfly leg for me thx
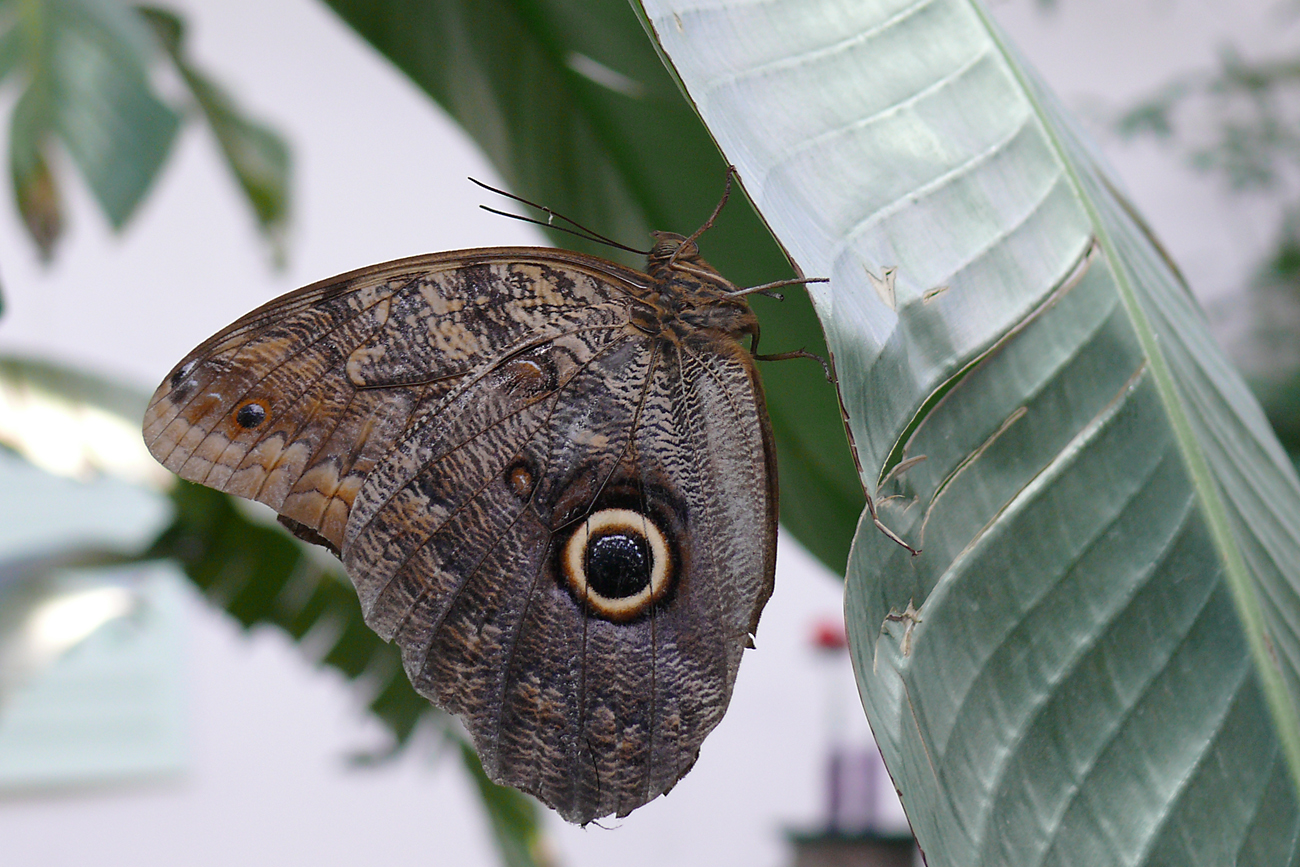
[753,347,832,382]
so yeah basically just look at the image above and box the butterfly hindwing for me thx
[143,235,779,825]
[341,314,776,822]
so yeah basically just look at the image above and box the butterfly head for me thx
[645,230,741,301]
[646,230,699,268]
[646,230,734,284]
[643,231,759,347]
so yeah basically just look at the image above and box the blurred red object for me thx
[810,617,848,651]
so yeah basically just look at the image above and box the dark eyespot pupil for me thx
[585,532,651,599]
[235,403,267,428]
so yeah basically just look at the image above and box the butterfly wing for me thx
[344,315,777,823]
[143,250,777,824]
[143,249,638,550]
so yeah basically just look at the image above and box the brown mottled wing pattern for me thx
[344,318,776,823]
[143,250,632,550]
[143,247,777,825]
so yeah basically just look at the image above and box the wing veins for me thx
[363,324,654,647]
[573,337,662,815]
[669,342,740,756]
[349,326,629,557]
[154,279,404,468]
[487,336,662,813]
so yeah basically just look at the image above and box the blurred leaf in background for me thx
[1119,46,1300,459]
[0,0,288,262]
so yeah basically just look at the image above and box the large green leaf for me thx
[320,0,863,574]
[640,0,1300,863]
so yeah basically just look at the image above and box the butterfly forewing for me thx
[144,251,640,549]
[142,240,778,825]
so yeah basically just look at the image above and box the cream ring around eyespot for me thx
[562,507,672,621]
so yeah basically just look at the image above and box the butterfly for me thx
[142,178,806,824]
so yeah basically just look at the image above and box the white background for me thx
[0,0,1294,865]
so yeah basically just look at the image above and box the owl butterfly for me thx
[143,175,809,824]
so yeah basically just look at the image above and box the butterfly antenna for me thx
[667,165,735,269]
[727,276,829,301]
[469,178,648,255]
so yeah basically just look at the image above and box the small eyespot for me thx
[562,508,673,621]
[234,400,268,429]
[500,354,556,396]
[505,461,535,499]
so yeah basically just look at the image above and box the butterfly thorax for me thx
[634,231,759,348]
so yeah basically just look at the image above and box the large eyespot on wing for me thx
[342,325,663,822]
[558,506,675,621]
[488,334,775,824]
[343,321,777,824]
[142,251,641,551]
